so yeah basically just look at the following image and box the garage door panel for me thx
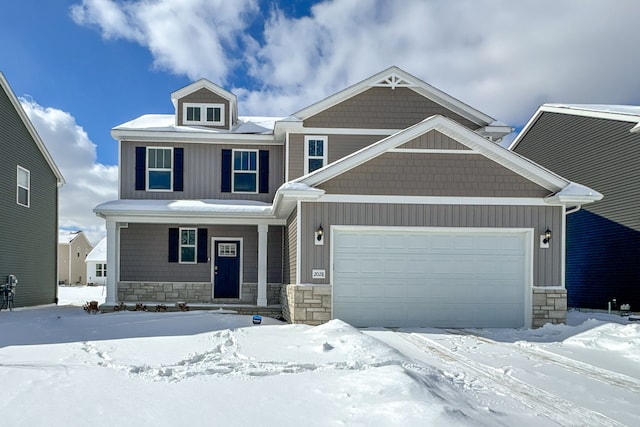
[333,228,528,328]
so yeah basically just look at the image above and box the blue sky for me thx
[1,0,639,243]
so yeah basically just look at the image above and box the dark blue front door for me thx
[214,240,240,298]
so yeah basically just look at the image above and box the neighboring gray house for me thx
[58,230,93,285]
[510,104,640,311]
[0,72,65,307]
[86,237,107,286]
[95,67,601,328]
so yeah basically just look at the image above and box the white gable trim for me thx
[171,78,237,106]
[292,66,497,127]
[0,72,64,186]
[297,115,569,192]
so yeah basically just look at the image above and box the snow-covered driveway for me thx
[0,286,638,426]
[367,322,640,426]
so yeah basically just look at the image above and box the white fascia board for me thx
[541,105,640,123]
[95,213,286,226]
[317,194,554,206]
[271,186,325,218]
[0,72,65,186]
[111,129,279,144]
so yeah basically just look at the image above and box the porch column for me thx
[257,224,268,306]
[105,219,118,305]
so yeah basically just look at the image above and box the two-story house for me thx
[0,72,65,308]
[58,230,93,285]
[95,67,601,328]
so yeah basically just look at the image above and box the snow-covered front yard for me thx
[0,286,638,426]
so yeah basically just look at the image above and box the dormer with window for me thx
[171,79,238,131]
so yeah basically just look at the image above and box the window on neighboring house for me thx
[17,166,30,207]
[96,264,107,277]
[183,103,224,126]
[233,150,258,193]
[304,136,327,174]
[147,147,173,191]
[180,228,197,264]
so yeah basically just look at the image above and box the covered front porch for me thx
[94,199,286,310]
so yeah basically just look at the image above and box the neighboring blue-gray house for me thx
[0,72,65,307]
[95,67,601,328]
[510,104,639,311]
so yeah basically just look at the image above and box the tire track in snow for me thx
[448,330,640,393]
[398,332,624,427]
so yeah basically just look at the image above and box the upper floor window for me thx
[147,147,173,191]
[304,136,327,174]
[183,103,224,126]
[233,150,258,193]
[17,166,30,207]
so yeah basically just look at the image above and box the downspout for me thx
[565,205,581,215]
[561,205,581,289]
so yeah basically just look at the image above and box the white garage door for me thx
[332,228,530,328]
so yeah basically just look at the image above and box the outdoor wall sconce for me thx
[315,225,324,245]
[543,229,552,244]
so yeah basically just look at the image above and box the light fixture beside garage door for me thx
[315,224,324,245]
[540,228,552,249]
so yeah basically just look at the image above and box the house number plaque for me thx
[312,269,326,279]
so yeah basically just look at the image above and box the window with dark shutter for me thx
[135,147,146,190]
[168,228,179,262]
[221,149,232,192]
[259,150,269,193]
[174,147,184,191]
[197,228,208,263]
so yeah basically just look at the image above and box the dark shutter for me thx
[221,149,232,192]
[135,147,146,190]
[197,228,208,263]
[259,150,269,193]
[173,147,184,191]
[168,228,179,263]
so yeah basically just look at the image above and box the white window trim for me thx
[96,263,106,277]
[17,165,30,207]
[146,146,173,192]
[304,135,328,174]
[232,149,259,194]
[179,227,197,264]
[183,103,225,126]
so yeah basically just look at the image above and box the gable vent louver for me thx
[372,73,414,90]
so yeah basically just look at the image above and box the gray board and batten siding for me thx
[119,223,283,284]
[0,81,59,307]
[512,111,640,310]
[176,88,231,130]
[303,87,482,130]
[283,210,297,285]
[297,202,563,287]
[120,142,284,202]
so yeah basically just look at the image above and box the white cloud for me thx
[70,0,259,82]
[72,0,640,125]
[20,99,118,245]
